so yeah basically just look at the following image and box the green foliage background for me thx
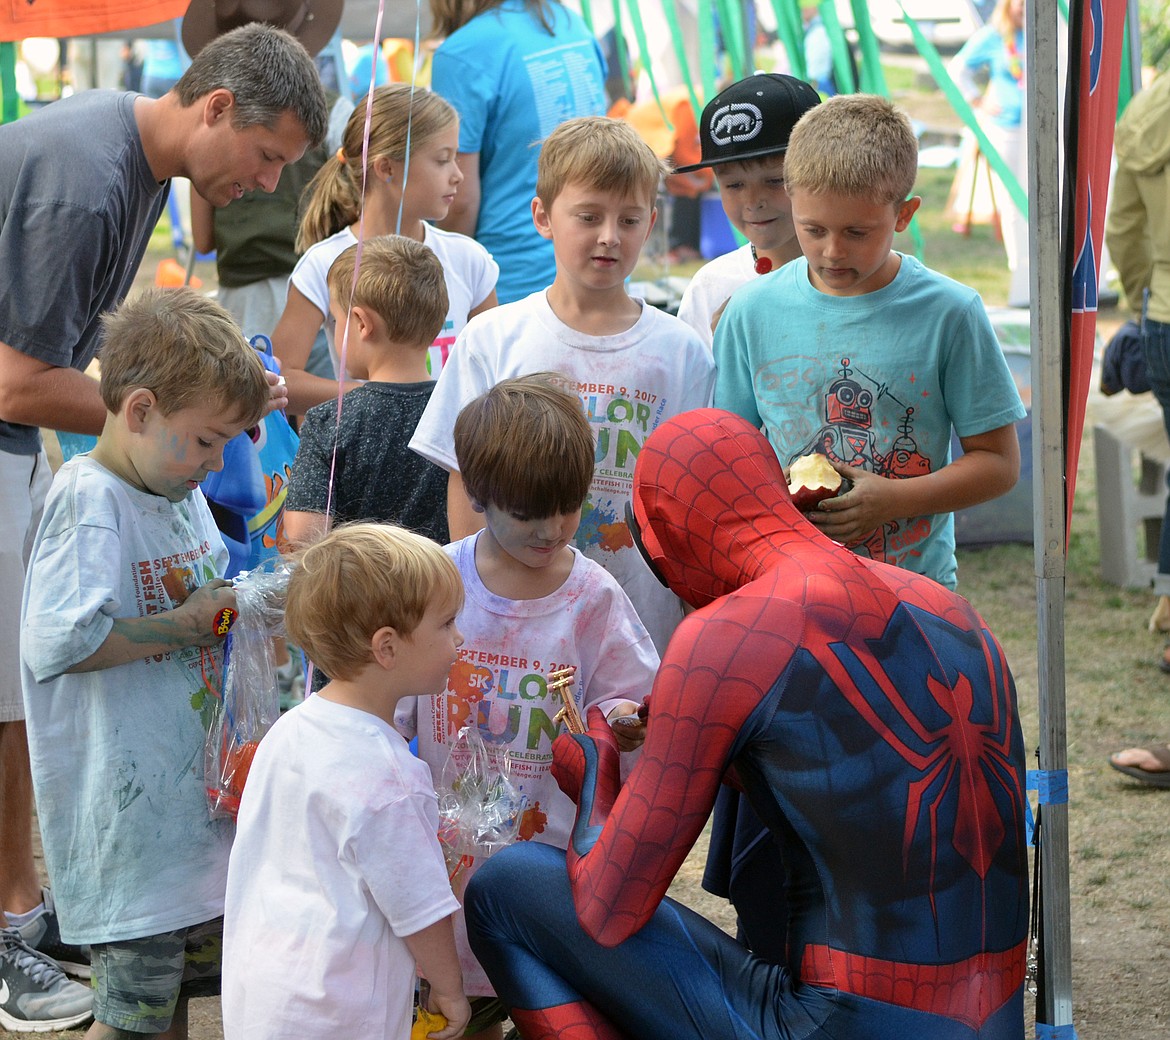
[1140,0,1170,70]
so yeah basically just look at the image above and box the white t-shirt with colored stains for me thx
[395,531,659,995]
[21,455,233,944]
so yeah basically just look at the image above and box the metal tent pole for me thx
[1027,0,1073,1027]
[1125,0,1141,97]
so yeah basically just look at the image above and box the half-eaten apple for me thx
[788,453,847,511]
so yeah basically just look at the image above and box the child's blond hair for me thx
[99,286,268,427]
[286,523,463,681]
[296,85,458,252]
[784,94,919,206]
[535,116,668,210]
[455,374,594,519]
[990,0,1023,39]
[327,237,449,348]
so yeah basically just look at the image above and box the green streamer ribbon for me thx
[697,0,717,105]
[622,0,680,126]
[659,0,704,122]
[1116,6,1133,117]
[819,0,856,94]
[1,42,17,125]
[609,0,633,103]
[769,0,808,80]
[714,0,749,79]
[899,2,1028,218]
[848,0,889,95]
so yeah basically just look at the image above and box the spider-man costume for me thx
[465,409,1029,1040]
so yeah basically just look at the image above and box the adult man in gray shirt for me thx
[0,21,326,1031]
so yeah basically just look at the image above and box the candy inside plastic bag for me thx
[436,725,524,882]
[204,558,292,820]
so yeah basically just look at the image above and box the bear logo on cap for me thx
[709,102,764,147]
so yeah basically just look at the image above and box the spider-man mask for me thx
[631,408,827,609]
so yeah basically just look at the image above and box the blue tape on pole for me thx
[1024,796,1036,847]
[1035,1023,1078,1039]
[1026,769,1069,805]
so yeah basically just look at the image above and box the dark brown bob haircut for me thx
[454,373,594,518]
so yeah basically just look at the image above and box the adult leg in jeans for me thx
[1143,319,1170,627]
[1111,319,1170,781]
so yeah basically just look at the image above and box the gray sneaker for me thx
[17,890,90,979]
[0,928,93,1033]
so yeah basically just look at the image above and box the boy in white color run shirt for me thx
[410,116,715,656]
[20,288,271,1038]
[398,375,658,1040]
[222,524,470,1040]
[674,73,822,349]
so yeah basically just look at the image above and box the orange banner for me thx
[0,0,187,42]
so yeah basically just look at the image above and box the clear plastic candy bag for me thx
[204,558,292,820]
[436,725,525,887]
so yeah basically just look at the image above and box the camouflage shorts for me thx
[90,917,223,1034]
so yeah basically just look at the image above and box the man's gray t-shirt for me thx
[0,90,166,455]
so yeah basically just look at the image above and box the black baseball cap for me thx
[675,73,822,173]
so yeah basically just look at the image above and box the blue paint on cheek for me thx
[167,432,189,462]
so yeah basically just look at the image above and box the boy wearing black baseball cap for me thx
[675,73,821,348]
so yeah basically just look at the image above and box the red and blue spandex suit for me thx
[465,409,1029,1039]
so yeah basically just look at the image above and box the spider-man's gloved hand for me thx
[552,705,622,857]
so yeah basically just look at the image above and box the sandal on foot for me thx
[1109,744,1170,788]
[1150,596,1170,633]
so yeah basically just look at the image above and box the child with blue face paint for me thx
[20,288,270,1039]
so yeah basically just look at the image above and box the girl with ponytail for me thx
[274,83,498,415]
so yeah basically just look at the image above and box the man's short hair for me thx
[99,286,268,427]
[174,23,328,147]
[285,523,463,681]
[327,237,448,349]
[783,93,919,206]
[455,374,594,518]
[536,116,668,209]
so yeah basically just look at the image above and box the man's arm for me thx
[438,152,481,237]
[0,339,106,435]
[1104,165,1152,313]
